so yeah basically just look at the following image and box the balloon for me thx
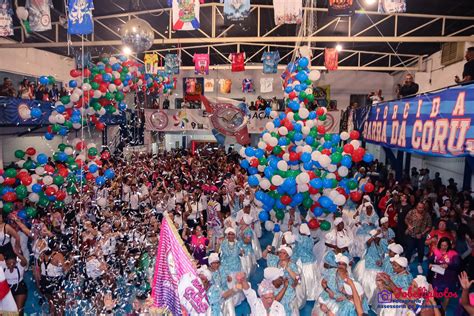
[264,221,275,232]
[350,191,362,202]
[364,182,375,193]
[14,150,25,159]
[308,218,320,229]
[258,211,270,222]
[350,130,360,140]
[320,220,331,231]
[273,224,281,232]
[96,176,106,186]
[39,76,49,85]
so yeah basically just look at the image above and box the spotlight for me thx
[365,0,377,4]
[336,44,343,52]
[122,46,132,55]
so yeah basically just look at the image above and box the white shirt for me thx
[130,192,139,210]
[243,287,286,316]
[122,184,130,202]
[4,263,25,285]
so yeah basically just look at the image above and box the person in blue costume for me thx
[379,217,395,251]
[293,223,320,301]
[381,243,404,274]
[353,229,386,303]
[375,255,414,316]
[262,245,299,315]
[239,226,256,276]
[219,227,245,306]
[353,202,379,257]
[338,280,371,316]
[208,253,237,315]
[323,234,353,270]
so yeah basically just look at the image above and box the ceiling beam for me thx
[1,35,472,48]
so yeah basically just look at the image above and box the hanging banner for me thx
[378,0,406,13]
[164,54,180,75]
[144,54,159,75]
[223,0,250,23]
[314,86,331,108]
[172,0,200,31]
[262,51,280,74]
[0,0,14,37]
[184,77,204,102]
[144,108,274,134]
[204,79,214,92]
[324,48,338,71]
[67,0,95,35]
[324,110,342,134]
[193,53,210,75]
[26,0,52,32]
[362,84,474,157]
[328,0,355,16]
[273,0,302,25]
[152,215,208,315]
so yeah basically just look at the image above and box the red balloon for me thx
[58,168,68,177]
[55,190,66,201]
[308,186,319,194]
[21,175,32,186]
[17,171,28,179]
[317,125,326,134]
[105,67,113,74]
[284,121,294,131]
[350,191,362,202]
[364,183,375,193]
[321,149,331,155]
[3,177,16,186]
[75,159,83,168]
[336,187,347,198]
[250,158,259,168]
[281,195,292,205]
[83,69,91,77]
[343,144,354,154]
[316,108,325,116]
[95,122,105,131]
[75,141,86,151]
[307,171,316,179]
[70,69,81,78]
[44,165,55,174]
[99,83,108,93]
[288,92,297,99]
[94,74,103,83]
[350,130,360,140]
[352,153,363,163]
[101,151,110,160]
[25,147,36,156]
[86,173,95,181]
[45,186,57,196]
[289,152,299,161]
[308,218,320,229]
[2,191,16,202]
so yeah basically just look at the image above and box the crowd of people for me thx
[0,145,472,316]
[0,77,67,102]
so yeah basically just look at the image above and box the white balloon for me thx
[338,166,349,177]
[70,93,80,102]
[299,108,309,119]
[311,151,321,161]
[48,115,57,124]
[97,197,107,208]
[302,145,312,153]
[268,137,278,147]
[82,83,92,91]
[350,140,361,149]
[19,107,31,120]
[73,123,82,129]
[43,175,53,185]
[265,221,275,232]
[299,46,312,58]
[108,84,117,92]
[277,160,288,171]
[73,88,83,96]
[31,174,39,181]
[271,175,283,186]
[278,126,288,136]
[327,164,337,172]
[64,195,73,204]
[334,195,346,206]
[257,165,266,172]
[329,190,339,199]
[258,141,267,150]
[93,90,102,99]
[35,167,45,175]
[282,153,290,161]
[112,71,121,79]
[286,112,294,121]
[302,126,310,135]
[326,173,336,179]
[16,6,28,20]
[297,183,309,192]
[109,57,118,65]
[76,154,86,162]
[98,108,107,116]
[64,147,73,155]
[87,143,97,149]
[28,193,39,203]
[265,122,275,131]
[16,160,25,168]
[300,172,310,184]
[259,179,271,190]
[309,70,321,81]
[306,120,315,128]
[55,114,65,124]
[270,111,278,118]
[319,155,331,168]
[340,131,350,141]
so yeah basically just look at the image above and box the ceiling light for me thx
[122,46,132,55]
[336,44,343,52]
[365,0,377,4]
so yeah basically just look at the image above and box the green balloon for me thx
[306,94,315,102]
[2,202,14,214]
[69,162,79,171]
[14,150,25,159]
[47,76,56,85]
[67,185,78,194]
[331,152,342,164]
[66,156,75,164]
[53,176,64,186]
[299,91,306,99]
[92,102,101,111]
[88,148,98,156]
[331,179,338,188]
[38,196,50,208]
[320,220,331,231]
[275,210,285,220]
[91,82,100,90]
[107,106,116,114]
[105,92,113,100]
[23,160,34,170]
[60,96,70,104]
[25,206,37,218]
[271,132,278,138]
[15,185,27,199]
[302,197,313,209]
[121,66,129,73]
[309,129,318,138]
[287,131,295,140]
[58,143,67,151]
[115,91,124,101]
[293,114,301,121]
[259,157,268,165]
[272,146,282,155]
[319,114,327,121]
[4,168,17,178]
[305,79,312,85]
[64,121,73,129]
[324,134,332,141]
[52,124,61,133]
[101,57,109,64]
[54,201,65,209]
[348,180,358,190]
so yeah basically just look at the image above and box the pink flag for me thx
[152,215,209,315]
[325,48,339,71]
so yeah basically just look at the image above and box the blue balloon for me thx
[57,152,68,162]
[328,204,338,213]
[263,167,274,179]
[294,84,302,92]
[273,224,281,233]
[363,153,374,163]
[71,115,81,123]
[306,136,314,145]
[301,152,311,163]
[273,118,281,127]
[310,178,322,189]
[119,102,128,111]
[31,108,42,119]
[102,73,112,82]
[240,160,250,169]
[294,133,303,142]
[248,175,259,187]
[313,207,323,217]
[39,76,49,85]
[244,147,255,157]
[303,162,312,170]
[293,122,302,132]
[45,133,54,140]
[47,195,57,202]
[285,86,293,94]
[56,105,65,114]
[104,168,115,179]
[323,141,333,149]
[96,176,106,186]
[275,200,285,210]
[300,83,308,90]
[258,211,270,222]
[341,155,353,168]
[298,57,309,68]
[265,107,272,116]
[69,80,77,88]
[255,191,265,202]
[17,210,27,221]
[89,164,98,173]
[37,153,48,165]
[332,134,341,143]
[254,149,264,159]
[293,193,304,204]
[278,137,288,146]
[277,186,286,195]
[31,183,42,193]
[319,196,332,208]
[308,112,317,119]
[289,101,300,111]
[323,178,333,188]
[279,112,286,120]
[112,63,121,71]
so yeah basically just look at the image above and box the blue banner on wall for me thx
[362,84,474,157]
[0,97,124,126]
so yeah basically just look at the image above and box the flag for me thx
[145,54,159,74]
[324,48,338,71]
[0,0,14,37]
[173,0,200,31]
[26,0,52,32]
[152,214,209,315]
[328,0,355,16]
[67,0,94,35]
[223,0,250,23]
[378,0,406,13]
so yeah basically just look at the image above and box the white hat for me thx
[243,214,253,225]
[258,279,276,296]
[197,266,212,281]
[388,243,404,255]
[362,195,371,202]
[413,275,429,290]
[343,281,364,296]
[325,234,336,245]
[380,217,389,224]
[334,217,343,226]
[283,232,295,244]
[369,229,380,237]
[364,202,373,208]
[278,245,293,257]
[299,223,311,236]
[335,253,350,265]
[263,267,284,281]
[208,253,220,264]
[390,254,408,268]
[336,235,352,248]
[225,227,236,235]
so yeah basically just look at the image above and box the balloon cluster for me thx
[0,142,115,221]
[23,55,174,139]
[240,56,374,231]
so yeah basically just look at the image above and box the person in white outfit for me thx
[0,264,17,314]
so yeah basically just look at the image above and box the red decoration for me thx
[350,130,360,140]
[364,183,375,193]
[281,195,292,205]
[26,147,36,156]
[350,191,362,202]
[308,218,320,229]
